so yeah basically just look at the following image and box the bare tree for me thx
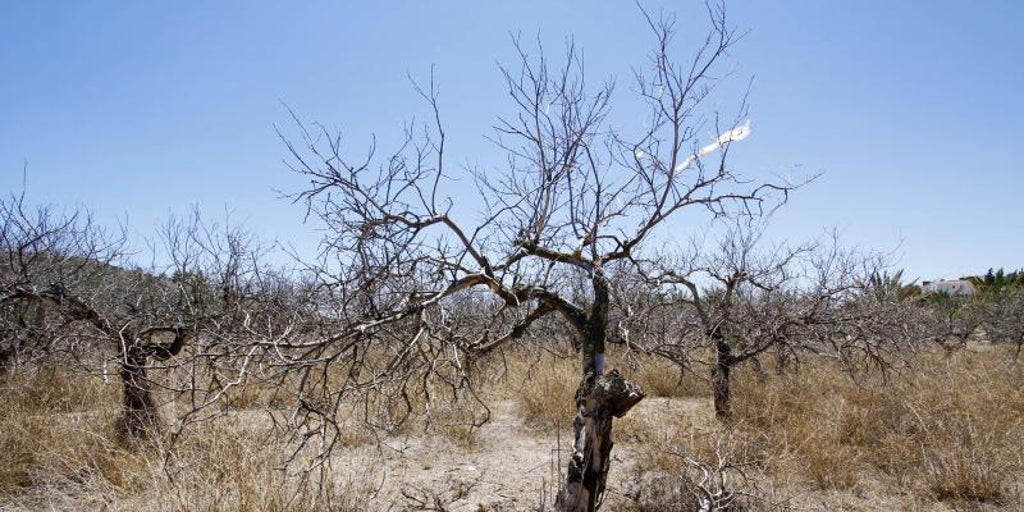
[0,194,298,440]
[967,270,1024,360]
[633,219,940,419]
[0,191,195,437]
[154,209,313,439]
[982,290,1024,360]
[0,192,123,372]
[280,4,794,510]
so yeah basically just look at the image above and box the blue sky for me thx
[2,1,1021,280]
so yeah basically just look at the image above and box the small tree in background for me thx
[0,192,193,437]
[627,221,923,419]
[969,268,1024,360]
[0,195,296,440]
[982,289,1024,360]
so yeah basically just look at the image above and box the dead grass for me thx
[0,366,378,511]
[726,347,1024,506]
[617,346,1024,510]
[0,367,134,496]
[509,351,579,429]
[3,345,1023,510]
[144,414,377,512]
[629,356,707,399]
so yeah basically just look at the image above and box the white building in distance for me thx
[921,279,976,296]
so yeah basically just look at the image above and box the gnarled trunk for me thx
[0,343,18,378]
[119,342,161,439]
[556,370,644,511]
[711,336,735,420]
[556,271,645,511]
[117,327,191,440]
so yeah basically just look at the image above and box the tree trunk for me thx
[711,337,734,420]
[0,344,16,378]
[556,370,644,511]
[556,271,644,511]
[119,342,160,439]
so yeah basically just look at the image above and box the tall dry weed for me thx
[0,365,381,511]
[509,352,579,429]
[630,356,707,399]
[0,367,138,496]
[729,347,1024,504]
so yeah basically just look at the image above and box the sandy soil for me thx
[335,397,708,511]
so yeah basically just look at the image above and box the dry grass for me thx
[628,356,707,399]
[509,351,579,429]
[3,345,1023,510]
[617,346,1024,510]
[0,367,132,496]
[725,347,1024,506]
[508,348,708,428]
[0,366,377,511]
[144,415,377,512]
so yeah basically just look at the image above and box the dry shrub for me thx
[616,409,666,446]
[419,394,490,449]
[728,366,861,491]
[291,362,494,450]
[630,356,707,399]
[510,352,579,429]
[220,373,296,411]
[151,415,376,512]
[623,347,1023,508]
[908,351,1022,504]
[0,365,380,511]
[626,421,774,511]
[625,469,708,512]
[801,440,862,491]
[2,365,118,414]
[729,347,1024,505]
[923,422,1008,503]
[0,367,140,497]
[369,381,491,447]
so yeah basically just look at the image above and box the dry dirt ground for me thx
[340,400,568,511]
[325,395,990,512]
[332,398,691,512]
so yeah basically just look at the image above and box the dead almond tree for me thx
[0,192,196,438]
[0,192,119,374]
[280,4,794,510]
[0,194,295,441]
[633,221,930,419]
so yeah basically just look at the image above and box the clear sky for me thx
[2,1,1021,280]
